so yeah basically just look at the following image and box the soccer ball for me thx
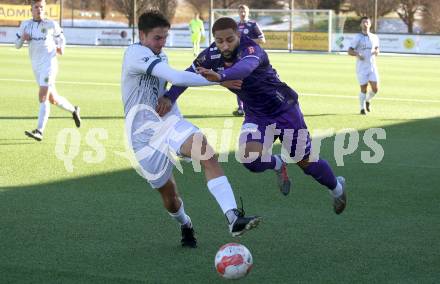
[214,243,253,280]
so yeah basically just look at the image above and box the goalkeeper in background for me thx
[189,12,205,57]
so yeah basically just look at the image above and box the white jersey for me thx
[15,19,65,71]
[121,43,181,118]
[350,32,379,73]
[121,43,202,188]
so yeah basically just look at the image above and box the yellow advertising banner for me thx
[0,4,60,21]
[292,32,328,51]
[261,31,289,50]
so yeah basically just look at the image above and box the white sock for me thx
[37,101,50,132]
[53,94,75,113]
[273,155,282,171]
[331,181,343,198]
[366,91,376,102]
[359,92,366,110]
[168,199,191,228]
[207,176,237,216]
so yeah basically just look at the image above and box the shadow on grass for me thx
[1,117,439,283]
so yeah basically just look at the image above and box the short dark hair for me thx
[138,10,170,34]
[212,17,238,34]
[360,16,371,22]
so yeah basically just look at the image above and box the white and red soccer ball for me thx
[214,243,253,279]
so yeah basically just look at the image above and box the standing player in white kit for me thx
[121,11,261,248]
[15,0,80,141]
[348,16,380,115]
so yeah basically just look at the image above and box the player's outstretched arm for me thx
[151,62,218,87]
[198,56,259,82]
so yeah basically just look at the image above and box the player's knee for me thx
[297,158,310,170]
[243,158,265,173]
[39,96,48,103]
[200,154,219,169]
[48,95,56,104]
[199,137,209,155]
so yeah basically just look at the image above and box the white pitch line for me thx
[1,78,440,104]
[0,78,120,87]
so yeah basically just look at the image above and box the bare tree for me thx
[294,0,320,9]
[248,0,285,9]
[350,0,398,17]
[395,0,427,33]
[214,0,244,8]
[151,0,177,22]
[185,0,210,17]
[100,0,108,20]
[318,0,347,14]
[294,0,320,30]
[113,0,177,27]
[421,0,440,33]
[113,0,140,27]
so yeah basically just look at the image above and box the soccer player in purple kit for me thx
[158,17,347,214]
[233,4,266,116]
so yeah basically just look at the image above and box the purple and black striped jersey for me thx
[165,35,298,118]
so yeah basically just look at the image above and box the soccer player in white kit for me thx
[121,11,261,248]
[348,17,380,115]
[15,0,80,141]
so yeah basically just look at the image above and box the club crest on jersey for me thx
[143,57,149,63]
[243,29,249,34]
[41,28,46,33]
[248,46,255,54]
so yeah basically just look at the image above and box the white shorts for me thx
[357,68,379,86]
[125,105,199,189]
[33,61,58,87]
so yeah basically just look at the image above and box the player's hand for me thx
[156,96,172,117]
[371,49,379,56]
[196,67,221,82]
[22,33,31,42]
[357,54,365,60]
[56,47,64,55]
[221,80,242,90]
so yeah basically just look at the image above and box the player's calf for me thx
[274,154,291,196]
